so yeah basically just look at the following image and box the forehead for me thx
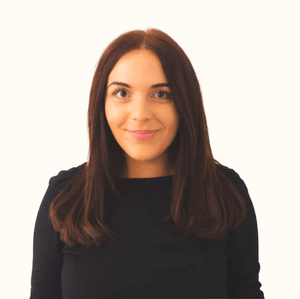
[107,50,167,85]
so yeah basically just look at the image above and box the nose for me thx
[129,97,154,120]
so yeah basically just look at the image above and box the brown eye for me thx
[112,87,172,100]
[112,88,128,98]
[156,90,171,99]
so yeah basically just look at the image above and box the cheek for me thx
[162,110,180,129]
[105,103,121,125]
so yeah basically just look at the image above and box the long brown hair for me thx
[49,27,247,247]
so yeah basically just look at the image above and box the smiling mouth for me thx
[128,130,158,134]
[128,130,158,140]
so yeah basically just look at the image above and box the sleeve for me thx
[29,175,64,299]
[226,169,265,299]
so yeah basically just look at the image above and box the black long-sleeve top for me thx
[29,162,264,298]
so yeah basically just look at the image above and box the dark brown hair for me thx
[49,27,247,247]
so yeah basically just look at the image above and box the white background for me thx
[1,1,299,298]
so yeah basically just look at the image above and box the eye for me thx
[156,90,172,99]
[112,88,172,100]
[112,88,128,98]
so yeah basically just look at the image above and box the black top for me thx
[29,162,264,299]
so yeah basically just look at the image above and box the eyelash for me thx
[112,87,172,100]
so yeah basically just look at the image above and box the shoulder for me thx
[216,163,241,182]
[216,163,254,212]
[49,162,87,186]
[37,162,87,217]
[216,163,249,197]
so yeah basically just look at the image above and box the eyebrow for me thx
[107,81,169,90]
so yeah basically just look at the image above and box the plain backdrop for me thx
[1,1,299,298]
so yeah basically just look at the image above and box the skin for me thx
[105,49,180,178]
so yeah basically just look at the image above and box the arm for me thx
[29,176,64,299]
[226,169,265,299]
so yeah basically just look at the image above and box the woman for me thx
[30,28,264,299]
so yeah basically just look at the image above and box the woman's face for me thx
[105,49,180,178]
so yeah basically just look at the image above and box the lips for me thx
[128,130,157,134]
[129,130,158,140]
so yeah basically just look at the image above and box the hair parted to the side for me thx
[49,27,247,247]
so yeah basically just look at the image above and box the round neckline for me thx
[116,174,173,180]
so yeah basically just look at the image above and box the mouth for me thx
[128,130,158,134]
[128,130,158,140]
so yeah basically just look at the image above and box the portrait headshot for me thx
[32,28,262,299]
[1,1,299,299]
